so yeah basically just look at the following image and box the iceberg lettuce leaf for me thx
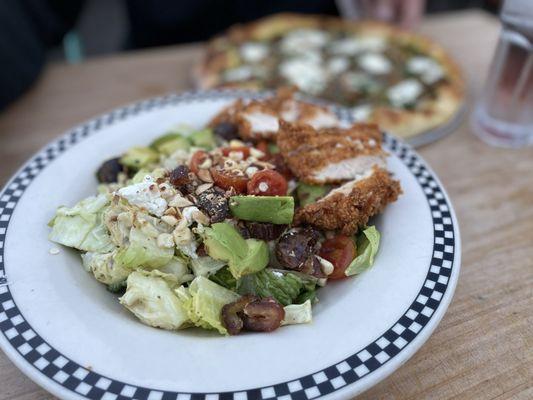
[119,271,189,330]
[345,226,380,276]
[281,300,313,326]
[49,194,114,253]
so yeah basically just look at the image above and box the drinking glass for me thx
[472,0,533,148]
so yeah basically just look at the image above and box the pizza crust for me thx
[196,13,465,139]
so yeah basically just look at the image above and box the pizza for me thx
[196,13,465,139]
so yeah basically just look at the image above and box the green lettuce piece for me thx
[81,250,130,285]
[114,226,173,270]
[204,223,269,279]
[345,226,381,276]
[209,267,237,290]
[190,256,226,277]
[296,183,329,207]
[281,300,313,326]
[119,271,189,330]
[184,276,239,335]
[49,194,115,253]
[237,269,317,306]
[156,257,192,284]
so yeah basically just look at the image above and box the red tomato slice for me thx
[247,170,288,196]
[221,146,251,159]
[189,151,209,174]
[211,167,248,194]
[319,236,357,280]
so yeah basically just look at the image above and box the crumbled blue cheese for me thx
[358,53,392,75]
[240,42,269,63]
[407,56,445,84]
[387,79,423,107]
[117,176,167,217]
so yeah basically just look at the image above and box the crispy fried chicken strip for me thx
[277,120,385,184]
[208,89,340,141]
[295,167,402,235]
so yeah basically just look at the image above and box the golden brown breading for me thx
[295,167,402,235]
[207,89,340,141]
[276,120,384,184]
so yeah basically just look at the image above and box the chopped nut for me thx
[198,157,213,169]
[245,166,259,178]
[228,151,244,161]
[157,233,175,248]
[229,139,246,148]
[172,219,193,245]
[196,182,213,195]
[161,215,178,226]
[168,195,193,208]
[250,148,265,159]
[164,206,178,216]
[197,169,213,183]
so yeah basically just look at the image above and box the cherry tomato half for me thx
[247,170,288,196]
[189,151,209,174]
[221,146,250,159]
[319,236,357,280]
[210,167,248,194]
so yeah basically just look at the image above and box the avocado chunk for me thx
[150,133,191,155]
[189,129,216,149]
[296,183,329,206]
[204,222,269,279]
[229,196,294,225]
[120,147,159,170]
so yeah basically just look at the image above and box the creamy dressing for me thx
[314,156,385,182]
[117,176,168,217]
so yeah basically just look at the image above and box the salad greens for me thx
[48,124,383,336]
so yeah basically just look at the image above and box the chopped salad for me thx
[48,93,400,335]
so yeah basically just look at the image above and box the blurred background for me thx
[1,0,501,111]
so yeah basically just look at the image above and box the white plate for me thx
[0,90,460,400]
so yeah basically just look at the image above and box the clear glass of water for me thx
[472,0,533,148]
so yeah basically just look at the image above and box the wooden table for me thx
[1,9,532,400]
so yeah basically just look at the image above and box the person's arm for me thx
[0,0,85,110]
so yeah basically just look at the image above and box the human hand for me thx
[338,0,426,29]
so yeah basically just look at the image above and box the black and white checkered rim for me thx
[0,90,456,400]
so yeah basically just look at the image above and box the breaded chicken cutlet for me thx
[277,121,401,235]
[208,89,340,141]
[295,168,401,235]
[276,120,385,184]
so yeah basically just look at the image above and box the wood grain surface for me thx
[0,10,532,400]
